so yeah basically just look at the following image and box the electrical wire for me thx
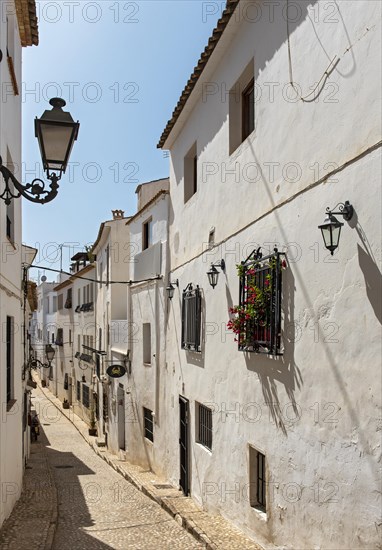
[30,264,162,286]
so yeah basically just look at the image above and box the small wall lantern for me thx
[207,259,226,289]
[166,279,179,300]
[318,200,354,255]
[45,344,56,365]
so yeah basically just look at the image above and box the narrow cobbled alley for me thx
[0,386,203,550]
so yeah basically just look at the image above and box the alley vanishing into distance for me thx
[1,386,202,550]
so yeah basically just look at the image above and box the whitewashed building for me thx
[0,0,39,527]
[92,210,132,450]
[157,1,381,548]
[123,178,169,471]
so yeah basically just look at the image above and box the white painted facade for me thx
[92,212,132,451]
[0,0,38,526]
[159,1,382,548]
[123,183,169,472]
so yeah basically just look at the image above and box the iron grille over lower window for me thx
[238,248,284,354]
[76,381,81,402]
[198,403,212,450]
[257,451,266,509]
[181,284,202,352]
[143,407,154,442]
[82,384,90,408]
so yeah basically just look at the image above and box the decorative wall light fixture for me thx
[166,278,179,300]
[0,98,80,205]
[207,259,226,289]
[318,201,354,255]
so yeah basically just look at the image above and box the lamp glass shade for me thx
[35,98,79,175]
[45,344,55,362]
[319,214,343,255]
[166,283,175,300]
[207,266,219,288]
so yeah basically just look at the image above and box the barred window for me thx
[181,284,201,352]
[56,328,63,346]
[237,249,284,355]
[197,403,212,451]
[249,446,266,512]
[65,288,72,309]
[76,380,81,402]
[143,407,154,442]
[82,384,90,408]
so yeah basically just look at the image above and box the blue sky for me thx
[22,1,224,273]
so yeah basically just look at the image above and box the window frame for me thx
[197,403,212,451]
[181,284,202,352]
[142,218,153,250]
[242,77,255,141]
[143,407,154,442]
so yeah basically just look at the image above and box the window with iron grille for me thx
[181,284,202,352]
[236,248,284,355]
[65,288,72,309]
[197,403,212,451]
[143,407,154,442]
[82,384,90,408]
[6,316,14,405]
[55,328,63,346]
[76,381,81,402]
[249,446,266,512]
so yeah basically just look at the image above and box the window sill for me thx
[143,362,152,367]
[196,442,212,454]
[250,505,267,521]
[229,130,255,160]
[6,399,17,413]
[6,236,17,250]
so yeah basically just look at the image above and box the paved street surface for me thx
[1,386,202,550]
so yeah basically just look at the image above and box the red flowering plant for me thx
[227,256,287,348]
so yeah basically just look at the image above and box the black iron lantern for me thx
[0,97,79,205]
[166,279,179,300]
[45,344,56,365]
[35,98,79,178]
[318,201,354,255]
[207,259,225,289]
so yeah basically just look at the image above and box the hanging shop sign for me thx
[106,364,126,378]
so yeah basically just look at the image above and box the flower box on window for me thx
[228,248,286,355]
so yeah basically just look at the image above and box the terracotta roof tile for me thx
[15,0,39,47]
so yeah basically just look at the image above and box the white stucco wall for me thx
[0,4,24,526]
[123,194,169,472]
[161,2,382,548]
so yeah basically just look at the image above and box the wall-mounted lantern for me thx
[0,98,80,205]
[318,200,354,255]
[207,259,226,289]
[166,279,179,300]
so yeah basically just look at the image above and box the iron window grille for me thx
[76,380,81,401]
[181,284,202,352]
[257,451,266,510]
[198,403,212,451]
[143,407,154,442]
[82,384,90,408]
[55,328,63,346]
[64,288,72,309]
[237,247,284,355]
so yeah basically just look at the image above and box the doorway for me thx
[179,396,190,495]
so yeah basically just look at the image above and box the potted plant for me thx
[41,379,46,387]
[63,398,70,409]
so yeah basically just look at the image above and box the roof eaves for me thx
[126,190,169,225]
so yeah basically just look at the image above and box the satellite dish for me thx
[41,275,47,282]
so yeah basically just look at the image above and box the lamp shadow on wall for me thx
[356,236,382,325]
[243,265,302,436]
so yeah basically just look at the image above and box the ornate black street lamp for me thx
[207,259,226,289]
[166,279,179,300]
[318,200,354,255]
[0,98,79,205]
